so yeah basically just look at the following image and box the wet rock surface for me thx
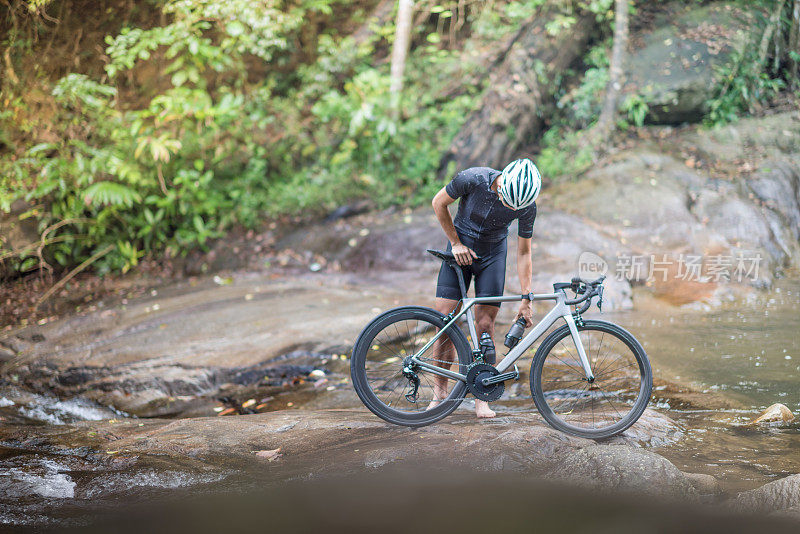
[1,276,402,416]
[546,444,697,498]
[1,407,683,481]
[734,474,800,514]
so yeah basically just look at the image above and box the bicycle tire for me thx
[530,319,652,439]
[351,306,472,427]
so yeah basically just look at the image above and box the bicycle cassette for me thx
[466,363,504,402]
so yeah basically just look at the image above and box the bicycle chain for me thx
[409,355,507,404]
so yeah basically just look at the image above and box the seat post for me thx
[451,262,479,349]
[453,264,468,300]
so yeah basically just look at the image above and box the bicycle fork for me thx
[563,314,595,382]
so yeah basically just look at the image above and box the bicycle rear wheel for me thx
[351,306,471,427]
[530,320,652,439]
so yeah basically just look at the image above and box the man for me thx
[429,158,540,418]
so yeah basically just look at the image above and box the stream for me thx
[0,277,798,527]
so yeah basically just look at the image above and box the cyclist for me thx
[429,158,540,418]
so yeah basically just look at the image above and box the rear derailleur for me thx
[402,357,420,403]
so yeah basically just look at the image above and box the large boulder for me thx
[626,3,752,124]
[735,474,800,514]
[546,444,697,498]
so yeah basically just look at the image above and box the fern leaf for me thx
[83,182,141,207]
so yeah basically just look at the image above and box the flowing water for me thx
[1,279,798,526]
[622,279,800,492]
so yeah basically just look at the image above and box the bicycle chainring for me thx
[466,363,504,402]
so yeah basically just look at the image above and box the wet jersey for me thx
[445,167,536,243]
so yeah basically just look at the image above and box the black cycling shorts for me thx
[435,233,507,307]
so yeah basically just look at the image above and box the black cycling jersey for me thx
[445,167,536,243]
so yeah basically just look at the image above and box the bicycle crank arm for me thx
[481,365,519,386]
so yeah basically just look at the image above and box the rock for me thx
[606,408,684,448]
[775,505,800,520]
[734,473,800,513]
[625,3,751,124]
[749,161,800,239]
[750,403,795,425]
[684,472,722,496]
[546,444,697,498]
[254,448,282,462]
[1,409,683,485]
[686,112,800,161]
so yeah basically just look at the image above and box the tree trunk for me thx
[789,0,800,87]
[595,0,629,138]
[758,0,787,67]
[440,7,595,173]
[390,0,414,98]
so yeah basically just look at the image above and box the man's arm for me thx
[432,187,477,266]
[516,236,533,326]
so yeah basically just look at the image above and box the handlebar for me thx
[571,275,605,287]
[561,275,606,312]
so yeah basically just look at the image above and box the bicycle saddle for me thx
[427,249,458,266]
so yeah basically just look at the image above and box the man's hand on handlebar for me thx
[451,242,478,265]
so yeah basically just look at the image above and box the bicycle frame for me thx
[409,291,595,383]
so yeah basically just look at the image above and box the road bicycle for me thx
[350,249,652,439]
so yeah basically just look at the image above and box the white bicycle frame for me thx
[409,291,595,383]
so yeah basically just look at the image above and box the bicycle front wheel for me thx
[530,320,652,439]
[351,306,472,427]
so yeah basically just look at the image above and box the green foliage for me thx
[620,92,649,128]
[704,0,793,126]
[471,0,547,41]
[555,43,609,129]
[1,0,478,277]
[536,127,595,180]
[705,47,786,126]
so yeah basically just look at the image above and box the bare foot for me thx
[427,388,449,410]
[475,400,496,418]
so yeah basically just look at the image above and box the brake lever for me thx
[596,285,604,312]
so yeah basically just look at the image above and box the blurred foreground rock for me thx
[735,474,800,514]
[546,444,697,498]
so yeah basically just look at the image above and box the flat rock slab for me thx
[6,276,402,370]
[1,275,405,414]
[1,407,692,496]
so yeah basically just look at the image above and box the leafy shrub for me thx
[536,127,595,180]
[1,0,479,277]
[705,48,786,126]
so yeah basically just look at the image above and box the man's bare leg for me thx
[428,297,459,409]
[474,304,500,418]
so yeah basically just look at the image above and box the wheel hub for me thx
[466,363,504,402]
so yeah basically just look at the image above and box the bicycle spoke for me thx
[535,324,648,436]
[360,314,467,414]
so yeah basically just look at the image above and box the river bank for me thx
[1,264,799,526]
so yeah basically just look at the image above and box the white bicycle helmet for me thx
[498,158,541,210]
